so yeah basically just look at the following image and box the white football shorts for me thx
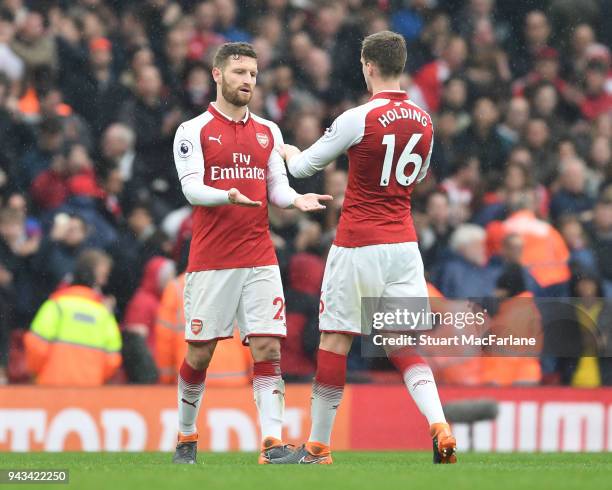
[319,242,430,335]
[184,265,286,344]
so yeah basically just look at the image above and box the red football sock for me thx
[315,349,347,387]
[388,347,428,374]
[179,359,207,384]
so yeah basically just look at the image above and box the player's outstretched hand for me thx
[280,144,301,162]
[293,193,333,212]
[228,188,262,207]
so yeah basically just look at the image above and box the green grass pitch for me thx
[2,452,611,490]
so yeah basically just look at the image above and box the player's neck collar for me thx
[370,90,408,101]
[209,102,250,124]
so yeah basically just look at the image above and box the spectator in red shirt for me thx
[579,61,612,121]
[187,2,225,62]
[512,47,569,101]
[282,252,325,380]
[30,143,99,212]
[413,35,468,112]
[29,153,69,211]
[121,256,175,383]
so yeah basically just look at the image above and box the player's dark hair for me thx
[213,42,257,69]
[361,30,407,78]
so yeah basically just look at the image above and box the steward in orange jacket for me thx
[25,250,121,386]
[24,280,121,385]
[480,264,542,386]
[487,208,570,290]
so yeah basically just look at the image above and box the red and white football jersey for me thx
[289,90,434,247]
[174,103,294,272]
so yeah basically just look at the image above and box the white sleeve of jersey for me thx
[416,133,434,183]
[288,108,365,178]
[266,123,300,208]
[173,121,230,206]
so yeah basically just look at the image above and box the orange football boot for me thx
[258,437,295,464]
[430,422,457,464]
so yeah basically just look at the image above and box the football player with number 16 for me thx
[275,31,457,465]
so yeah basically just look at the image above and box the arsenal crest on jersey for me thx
[256,132,269,148]
[190,318,203,335]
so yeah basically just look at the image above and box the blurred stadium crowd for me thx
[0,0,611,387]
